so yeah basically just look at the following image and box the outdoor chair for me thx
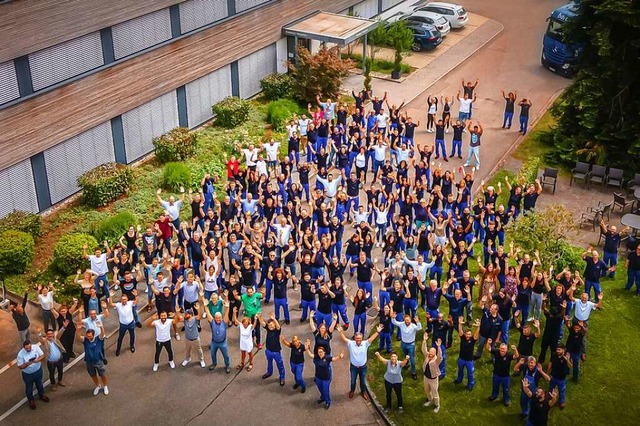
[613,192,635,214]
[598,200,613,222]
[605,168,624,189]
[628,173,640,191]
[588,165,607,187]
[579,208,601,231]
[539,167,558,194]
[570,162,590,187]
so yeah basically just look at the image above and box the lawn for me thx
[366,252,640,426]
[511,110,568,175]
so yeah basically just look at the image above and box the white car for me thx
[417,2,469,29]
[404,10,451,37]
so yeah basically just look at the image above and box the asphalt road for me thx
[1,0,570,424]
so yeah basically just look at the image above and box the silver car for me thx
[404,10,451,36]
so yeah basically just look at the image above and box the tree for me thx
[367,22,389,61]
[288,46,355,102]
[385,21,414,76]
[545,0,640,173]
[363,58,373,92]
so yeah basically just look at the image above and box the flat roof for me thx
[283,11,377,46]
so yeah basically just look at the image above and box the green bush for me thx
[162,162,192,192]
[516,156,542,187]
[94,211,138,244]
[212,96,251,128]
[52,233,98,276]
[0,210,42,239]
[153,127,198,163]
[78,162,133,207]
[266,99,302,131]
[188,158,225,193]
[0,230,35,275]
[260,73,293,100]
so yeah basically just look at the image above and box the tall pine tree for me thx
[548,0,640,173]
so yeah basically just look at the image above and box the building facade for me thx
[0,0,405,217]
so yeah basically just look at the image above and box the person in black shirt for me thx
[487,341,520,406]
[257,313,286,386]
[281,335,307,393]
[624,244,640,294]
[522,382,558,426]
[563,317,585,383]
[329,276,349,329]
[434,120,448,161]
[518,98,532,135]
[501,90,517,129]
[513,315,540,359]
[523,180,542,213]
[305,340,345,409]
[547,344,571,409]
[268,267,291,324]
[514,355,550,419]
[599,219,621,278]
[454,318,480,390]
[538,299,565,364]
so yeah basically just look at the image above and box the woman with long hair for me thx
[350,288,372,336]
[477,258,501,302]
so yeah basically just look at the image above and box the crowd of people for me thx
[10,80,630,425]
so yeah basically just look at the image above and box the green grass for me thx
[342,53,412,74]
[512,110,555,162]
[483,168,517,208]
[367,258,640,425]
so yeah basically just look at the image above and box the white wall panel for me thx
[353,0,379,18]
[0,60,20,104]
[238,43,276,99]
[122,91,179,162]
[112,9,172,60]
[0,160,39,217]
[235,0,270,13]
[44,122,115,205]
[185,65,232,127]
[29,32,103,91]
[276,38,288,74]
[179,0,228,33]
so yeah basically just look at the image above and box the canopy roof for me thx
[283,11,377,46]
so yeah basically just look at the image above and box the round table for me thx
[621,213,640,236]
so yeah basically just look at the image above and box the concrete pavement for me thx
[1,0,571,424]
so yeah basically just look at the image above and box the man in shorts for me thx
[79,322,109,396]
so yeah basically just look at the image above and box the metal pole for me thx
[362,33,368,73]
[294,35,299,65]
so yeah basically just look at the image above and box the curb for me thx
[366,387,397,426]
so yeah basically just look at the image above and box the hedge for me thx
[0,210,42,239]
[260,73,293,100]
[0,230,35,275]
[266,99,302,132]
[52,233,98,276]
[162,162,192,192]
[94,210,138,244]
[516,156,542,186]
[153,127,198,163]
[212,96,251,128]
[78,163,133,207]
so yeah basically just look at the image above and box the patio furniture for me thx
[628,173,640,191]
[605,168,624,189]
[588,165,607,187]
[579,208,602,231]
[613,192,635,214]
[570,162,590,187]
[598,200,613,221]
[621,213,640,236]
[539,167,558,194]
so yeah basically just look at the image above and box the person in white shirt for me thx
[338,324,383,400]
[242,144,259,170]
[156,187,186,230]
[83,240,112,302]
[272,216,293,249]
[262,139,281,172]
[353,205,371,225]
[37,283,56,332]
[297,114,312,154]
[255,154,268,178]
[375,109,389,136]
[391,313,423,379]
[370,140,388,178]
[110,292,139,356]
[315,172,343,199]
[17,340,48,409]
[36,326,66,390]
[150,311,175,371]
[457,91,477,125]
[286,121,299,140]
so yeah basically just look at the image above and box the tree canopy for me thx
[546,0,640,173]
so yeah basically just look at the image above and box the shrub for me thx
[78,163,133,207]
[288,46,354,102]
[52,233,98,276]
[0,210,42,239]
[0,230,35,275]
[212,96,251,128]
[260,73,293,100]
[188,158,225,193]
[505,204,577,270]
[516,156,542,186]
[94,211,138,244]
[363,58,372,92]
[162,162,192,192]
[266,99,302,131]
[153,127,198,163]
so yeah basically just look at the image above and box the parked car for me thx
[407,23,443,51]
[404,10,451,36]
[416,2,469,28]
